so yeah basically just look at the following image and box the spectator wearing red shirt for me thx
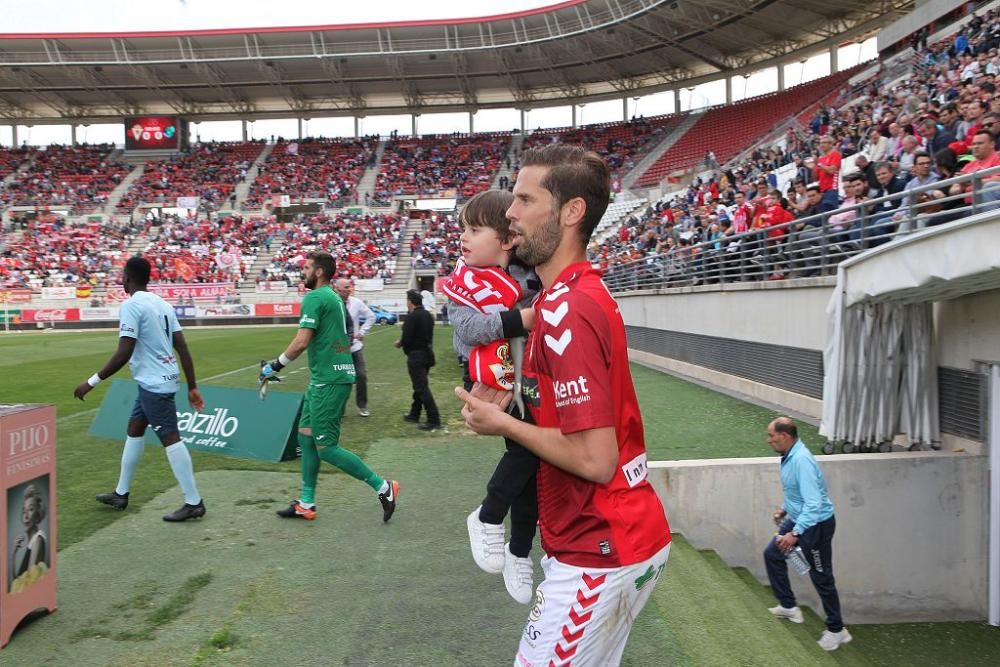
[815,135,842,193]
[458,144,671,667]
[950,129,1000,206]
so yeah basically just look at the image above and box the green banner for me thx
[89,380,302,462]
[0,309,21,324]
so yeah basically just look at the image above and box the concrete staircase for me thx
[490,133,524,190]
[2,150,37,188]
[355,139,387,206]
[358,216,423,305]
[622,111,704,191]
[103,163,146,216]
[232,142,274,210]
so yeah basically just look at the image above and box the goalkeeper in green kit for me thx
[259,251,399,522]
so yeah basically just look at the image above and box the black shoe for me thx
[163,501,206,522]
[379,480,400,522]
[96,491,129,510]
[402,414,420,423]
[417,422,441,431]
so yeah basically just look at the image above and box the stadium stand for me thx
[372,134,509,205]
[410,215,462,276]
[245,138,377,209]
[0,147,33,180]
[263,213,403,285]
[0,144,130,215]
[136,214,266,284]
[635,68,860,187]
[116,141,264,213]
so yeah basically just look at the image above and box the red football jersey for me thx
[522,261,671,568]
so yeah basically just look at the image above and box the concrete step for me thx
[233,142,274,210]
[103,163,146,216]
[622,111,704,192]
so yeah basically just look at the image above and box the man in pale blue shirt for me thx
[74,256,206,522]
[763,417,850,651]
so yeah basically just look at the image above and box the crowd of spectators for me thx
[263,213,403,285]
[409,215,462,276]
[116,141,264,213]
[0,145,130,215]
[0,147,34,181]
[596,6,1000,288]
[0,216,133,288]
[522,115,681,187]
[137,213,269,284]
[372,134,509,205]
[246,138,377,208]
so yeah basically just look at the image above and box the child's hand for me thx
[520,308,536,331]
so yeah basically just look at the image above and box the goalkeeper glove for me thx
[259,359,284,399]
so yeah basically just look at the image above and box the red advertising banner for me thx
[20,309,80,323]
[255,303,301,317]
[106,283,235,302]
[0,404,58,648]
[0,290,32,305]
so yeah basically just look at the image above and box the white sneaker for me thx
[817,628,852,651]
[502,543,534,604]
[768,605,804,623]
[466,506,505,573]
[358,408,370,417]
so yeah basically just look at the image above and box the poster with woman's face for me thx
[7,474,51,594]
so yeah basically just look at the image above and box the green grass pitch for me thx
[0,325,998,665]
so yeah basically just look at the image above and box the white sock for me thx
[298,500,315,509]
[377,480,390,496]
[115,436,146,495]
[165,443,201,505]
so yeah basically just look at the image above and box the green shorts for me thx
[299,383,352,446]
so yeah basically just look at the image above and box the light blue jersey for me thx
[119,290,182,394]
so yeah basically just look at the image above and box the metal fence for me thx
[605,166,1000,292]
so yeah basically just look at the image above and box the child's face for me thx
[460,223,512,267]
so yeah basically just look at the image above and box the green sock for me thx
[299,433,319,504]
[317,444,384,492]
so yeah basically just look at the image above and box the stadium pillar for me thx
[70,124,77,146]
[11,125,16,147]
[412,115,417,137]
[725,77,733,104]
[830,46,839,73]
[354,117,359,138]
[671,93,678,115]
[241,120,248,142]
[572,104,577,128]
[778,64,785,91]
[297,118,303,140]
[622,97,628,121]
[468,112,473,135]
[520,109,525,133]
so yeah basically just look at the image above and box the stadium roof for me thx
[0,0,913,123]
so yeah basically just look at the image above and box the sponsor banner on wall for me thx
[0,290,32,305]
[196,304,253,318]
[90,381,301,462]
[254,303,301,317]
[39,287,76,300]
[174,305,196,319]
[21,309,80,323]
[79,307,121,321]
[176,196,199,209]
[106,283,235,302]
[254,281,289,294]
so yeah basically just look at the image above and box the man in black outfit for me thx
[397,289,440,430]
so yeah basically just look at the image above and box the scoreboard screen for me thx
[124,116,180,150]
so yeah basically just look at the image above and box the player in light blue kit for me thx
[74,256,207,522]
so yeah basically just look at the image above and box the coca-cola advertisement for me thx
[21,309,80,323]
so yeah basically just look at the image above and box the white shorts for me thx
[514,542,671,667]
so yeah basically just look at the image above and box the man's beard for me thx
[304,274,317,289]
[514,210,561,267]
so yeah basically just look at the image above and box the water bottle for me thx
[786,545,811,576]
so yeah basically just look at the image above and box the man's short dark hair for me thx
[406,289,423,307]
[307,251,336,280]
[519,144,611,246]
[806,184,821,194]
[844,172,866,183]
[125,256,151,287]
[773,418,798,440]
[975,128,996,142]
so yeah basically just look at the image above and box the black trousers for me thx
[764,515,843,632]
[464,363,539,558]
[352,350,368,409]
[406,353,439,425]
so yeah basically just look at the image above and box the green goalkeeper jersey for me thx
[298,285,356,385]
